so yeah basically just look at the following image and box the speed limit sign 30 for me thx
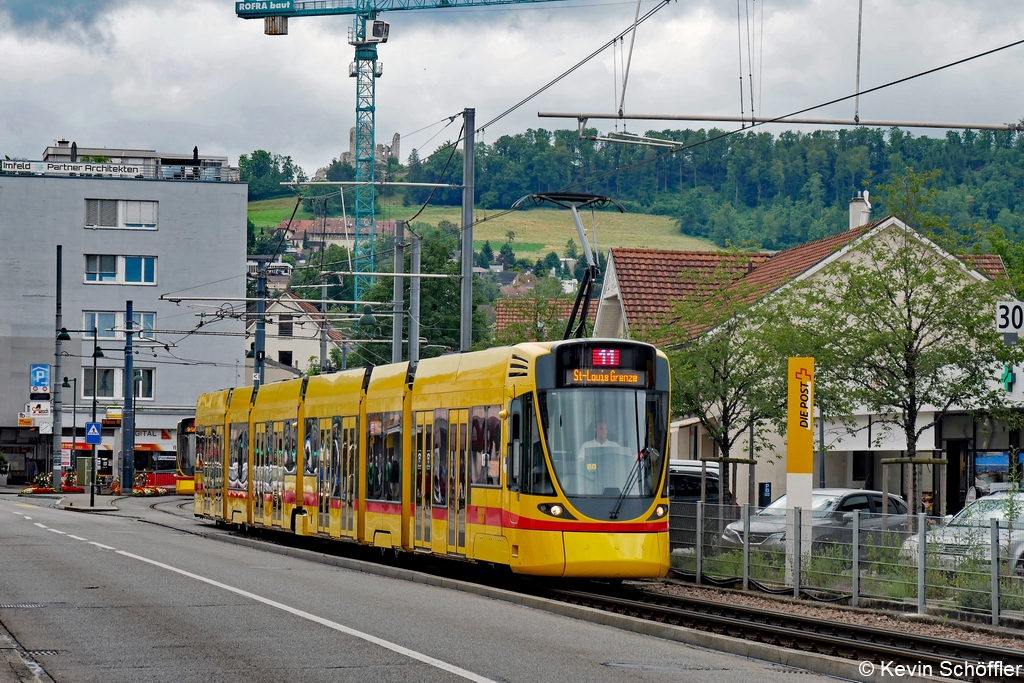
[996,301,1024,333]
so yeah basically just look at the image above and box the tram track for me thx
[538,584,1023,682]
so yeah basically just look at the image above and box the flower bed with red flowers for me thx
[20,487,57,494]
[132,486,169,497]
[61,486,86,493]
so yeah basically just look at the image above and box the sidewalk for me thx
[0,482,119,511]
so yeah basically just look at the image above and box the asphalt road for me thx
[0,494,832,683]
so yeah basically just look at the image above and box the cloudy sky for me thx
[1,0,1022,175]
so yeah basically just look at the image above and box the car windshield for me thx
[948,497,1022,526]
[757,494,842,518]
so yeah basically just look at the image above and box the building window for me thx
[85,199,157,230]
[83,368,115,398]
[84,312,118,339]
[131,312,156,339]
[124,256,156,283]
[81,312,156,340]
[133,369,154,399]
[85,254,117,282]
[85,255,157,285]
[278,351,293,367]
[278,314,293,337]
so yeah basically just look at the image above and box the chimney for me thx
[849,190,871,230]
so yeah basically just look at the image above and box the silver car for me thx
[902,491,1024,574]
[719,488,909,553]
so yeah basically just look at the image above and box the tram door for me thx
[253,422,272,527]
[413,411,433,549]
[448,409,469,555]
[338,416,358,539]
[313,418,330,535]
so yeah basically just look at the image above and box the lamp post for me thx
[61,377,77,487]
[56,327,104,507]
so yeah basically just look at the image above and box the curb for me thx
[0,623,53,683]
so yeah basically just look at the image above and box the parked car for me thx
[901,491,1024,574]
[719,488,910,553]
[668,460,721,503]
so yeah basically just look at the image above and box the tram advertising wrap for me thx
[193,339,671,578]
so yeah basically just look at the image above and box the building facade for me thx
[0,145,247,484]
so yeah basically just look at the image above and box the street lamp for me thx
[60,376,77,487]
[56,327,104,507]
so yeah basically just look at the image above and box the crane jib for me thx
[236,0,573,19]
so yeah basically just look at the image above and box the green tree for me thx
[239,150,306,201]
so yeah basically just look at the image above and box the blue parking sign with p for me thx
[30,364,50,392]
[85,422,102,445]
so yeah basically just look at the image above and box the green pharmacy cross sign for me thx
[1002,364,1016,392]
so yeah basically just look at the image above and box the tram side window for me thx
[283,419,298,474]
[330,417,343,499]
[507,402,520,491]
[469,405,500,487]
[304,418,319,477]
[434,411,448,505]
[384,412,401,502]
[365,412,401,502]
[509,395,554,496]
[229,422,247,490]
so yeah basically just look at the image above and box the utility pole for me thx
[255,270,266,388]
[320,279,328,372]
[460,107,475,353]
[122,300,135,493]
[409,235,421,363]
[52,245,63,492]
[392,220,405,363]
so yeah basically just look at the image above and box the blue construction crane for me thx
[236,0,570,301]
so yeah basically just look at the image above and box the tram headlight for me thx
[538,502,575,519]
[655,505,666,518]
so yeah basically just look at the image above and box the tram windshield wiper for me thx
[609,438,654,519]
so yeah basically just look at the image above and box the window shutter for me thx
[99,199,117,226]
[85,200,99,226]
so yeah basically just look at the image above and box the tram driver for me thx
[577,421,620,461]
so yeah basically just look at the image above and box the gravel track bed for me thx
[634,578,1024,652]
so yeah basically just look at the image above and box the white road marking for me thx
[117,550,498,683]
[23,516,31,520]
[33,523,46,529]
[49,529,67,535]
[68,535,87,541]
[88,542,115,550]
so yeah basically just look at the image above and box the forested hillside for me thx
[403,126,1024,251]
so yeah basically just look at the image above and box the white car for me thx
[902,491,1024,574]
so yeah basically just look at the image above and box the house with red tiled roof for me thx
[494,297,598,343]
[244,291,348,381]
[593,193,1012,509]
[275,218,396,255]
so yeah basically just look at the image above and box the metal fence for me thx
[670,502,1024,627]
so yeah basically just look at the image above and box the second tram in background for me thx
[193,339,671,578]
[175,418,196,495]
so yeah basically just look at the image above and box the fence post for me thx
[917,512,926,615]
[695,501,703,585]
[852,509,860,608]
[991,518,1000,628]
[793,506,801,600]
[742,503,750,591]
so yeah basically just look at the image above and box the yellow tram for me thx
[194,339,671,578]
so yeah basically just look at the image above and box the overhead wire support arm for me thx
[539,111,1024,132]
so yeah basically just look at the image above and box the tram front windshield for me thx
[540,388,667,498]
